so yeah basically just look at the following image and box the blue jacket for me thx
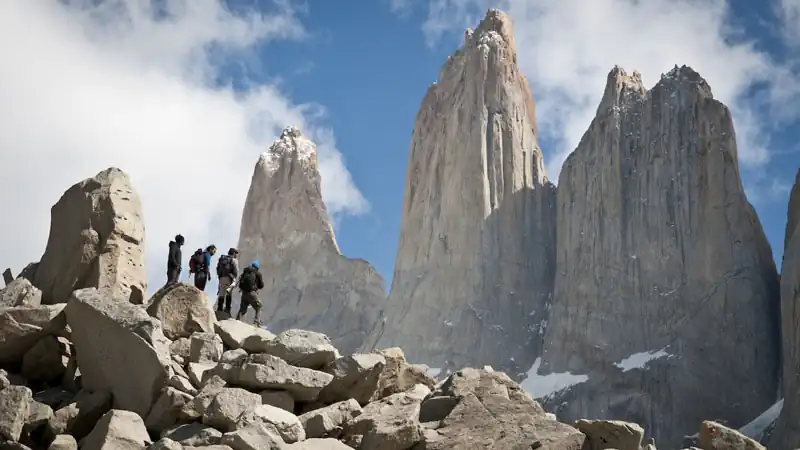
[203,251,213,272]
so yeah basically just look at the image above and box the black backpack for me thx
[189,249,205,273]
[238,267,257,292]
[217,255,234,278]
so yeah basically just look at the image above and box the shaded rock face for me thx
[27,167,146,305]
[368,9,556,373]
[768,168,800,450]
[237,126,386,354]
[536,66,780,448]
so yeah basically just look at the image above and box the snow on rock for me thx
[740,399,783,441]
[521,357,589,399]
[613,347,672,372]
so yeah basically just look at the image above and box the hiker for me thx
[236,261,265,326]
[166,234,184,285]
[216,247,240,314]
[189,245,216,291]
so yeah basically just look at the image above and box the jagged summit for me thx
[258,125,318,177]
[468,8,516,51]
[596,66,646,115]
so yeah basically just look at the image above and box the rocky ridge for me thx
[367,8,557,375]
[237,126,386,355]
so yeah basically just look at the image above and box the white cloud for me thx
[400,0,796,184]
[0,0,367,293]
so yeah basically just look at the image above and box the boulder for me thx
[180,374,227,422]
[221,423,285,450]
[238,354,333,402]
[250,329,339,369]
[340,390,424,450]
[47,435,77,450]
[146,283,216,340]
[64,288,171,418]
[416,369,584,449]
[20,335,71,384]
[260,390,295,412]
[0,305,65,365]
[2,268,12,286]
[215,320,275,350]
[202,387,262,432]
[238,404,305,443]
[190,332,224,364]
[575,419,644,450]
[161,423,223,446]
[0,279,41,307]
[31,167,147,305]
[81,409,150,450]
[286,439,351,449]
[169,337,191,366]
[168,374,198,396]
[148,438,182,450]
[299,399,362,439]
[46,390,112,441]
[699,421,765,450]
[21,400,53,447]
[318,354,384,406]
[188,362,217,388]
[144,387,193,434]
[0,385,33,442]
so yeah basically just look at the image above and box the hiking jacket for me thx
[202,251,212,274]
[167,241,182,270]
[241,267,265,292]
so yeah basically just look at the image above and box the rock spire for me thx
[237,126,385,354]
[535,65,780,447]
[367,9,557,374]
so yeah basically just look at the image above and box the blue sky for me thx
[0,0,799,293]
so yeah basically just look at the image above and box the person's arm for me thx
[169,247,179,267]
[232,259,239,280]
[204,252,212,274]
[256,272,265,290]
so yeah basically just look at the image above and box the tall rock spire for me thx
[536,66,780,447]
[367,9,557,374]
[237,126,386,354]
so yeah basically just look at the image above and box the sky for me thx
[0,0,799,296]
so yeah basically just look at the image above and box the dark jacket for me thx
[240,267,265,292]
[167,241,182,270]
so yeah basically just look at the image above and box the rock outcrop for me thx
[237,126,386,354]
[25,167,147,305]
[767,168,800,450]
[368,8,557,374]
[534,66,780,448]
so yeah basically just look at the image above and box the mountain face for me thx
[768,169,800,450]
[237,126,386,354]
[367,9,557,374]
[535,66,780,447]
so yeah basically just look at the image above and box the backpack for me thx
[217,255,234,278]
[238,267,257,292]
[189,249,204,273]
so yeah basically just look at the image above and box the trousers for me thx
[237,291,262,326]
[217,276,234,313]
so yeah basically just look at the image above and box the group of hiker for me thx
[166,234,265,326]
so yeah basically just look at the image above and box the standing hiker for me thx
[236,261,265,326]
[216,248,240,314]
[166,234,184,285]
[189,245,216,291]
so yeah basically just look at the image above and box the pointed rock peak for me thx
[596,65,647,115]
[656,64,714,99]
[469,8,516,52]
[258,125,318,176]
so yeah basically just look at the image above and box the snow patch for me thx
[259,125,317,175]
[739,399,783,441]
[614,347,672,372]
[521,357,589,399]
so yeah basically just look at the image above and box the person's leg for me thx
[236,293,250,320]
[250,294,262,327]
[167,267,179,284]
[216,277,229,311]
[195,273,208,291]
[224,289,233,314]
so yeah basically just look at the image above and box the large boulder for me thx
[215,319,275,350]
[237,354,333,402]
[81,409,151,450]
[416,369,584,449]
[0,304,65,366]
[64,288,171,418]
[30,167,147,305]
[0,385,33,442]
[0,279,42,307]
[249,329,340,369]
[146,283,216,340]
[699,420,765,450]
[340,388,427,450]
[576,419,644,450]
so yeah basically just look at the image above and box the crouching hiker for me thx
[236,261,265,327]
[216,248,239,314]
